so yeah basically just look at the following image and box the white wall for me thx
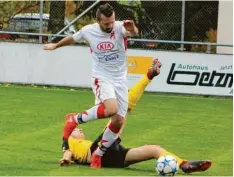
[0,42,232,96]
[217,0,233,54]
[0,43,93,88]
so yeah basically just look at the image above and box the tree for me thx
[0,1,40,28]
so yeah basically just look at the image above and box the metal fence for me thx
[0,0,232,54]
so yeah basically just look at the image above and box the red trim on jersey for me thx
[110,31,115,40]
[123,36,128,51]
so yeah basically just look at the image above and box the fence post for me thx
[48,35,52,43]
[206,44,211,53]
[180,0,185,51]
[39,0,44,44]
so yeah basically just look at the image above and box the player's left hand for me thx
[123,20,136,31]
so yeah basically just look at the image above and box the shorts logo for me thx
[97,42,114,51]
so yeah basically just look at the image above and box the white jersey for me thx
[72,21,128,82]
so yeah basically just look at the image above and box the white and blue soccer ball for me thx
[156,155,179,176]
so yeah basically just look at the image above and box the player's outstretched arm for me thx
[43,35,75,50]
[60,150,72,166]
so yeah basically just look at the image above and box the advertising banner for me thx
[127,49,233,96]
[0,43,232,96]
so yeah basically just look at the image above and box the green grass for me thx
[0,85,232,176]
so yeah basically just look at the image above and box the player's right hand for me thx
[43,43,57,50]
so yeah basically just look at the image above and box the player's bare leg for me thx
[124,145,166,165]
[124,145,212,173]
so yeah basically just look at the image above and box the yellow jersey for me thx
[68,137,93,164]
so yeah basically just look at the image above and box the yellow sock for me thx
[159,151,184,166]
[128,75,151,111]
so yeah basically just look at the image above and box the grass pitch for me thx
[0,85,232,176]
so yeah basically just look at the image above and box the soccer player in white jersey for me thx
[43,3,139,168]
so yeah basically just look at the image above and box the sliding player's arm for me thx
[60,150,72,166]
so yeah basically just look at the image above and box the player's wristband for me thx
[62,138,69,151]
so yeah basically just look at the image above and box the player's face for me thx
[98,13,115,33]
[71,128,85,140]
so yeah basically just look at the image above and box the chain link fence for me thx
[0,0,221,53]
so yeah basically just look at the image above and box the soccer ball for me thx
[156,155,179,176]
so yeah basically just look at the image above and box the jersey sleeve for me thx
[116,21,126,37]
[72,28,86,43]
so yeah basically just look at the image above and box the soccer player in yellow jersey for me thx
[60,59,212,174]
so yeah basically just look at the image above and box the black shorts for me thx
[90,133,130,168]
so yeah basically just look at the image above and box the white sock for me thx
[75,104,105,124]
[95,126,119,156]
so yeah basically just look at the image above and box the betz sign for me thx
[167,63,233,88]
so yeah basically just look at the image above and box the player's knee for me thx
[151,145,166,154]
[104,99,118,116]
[153,145,162,150]
[105,106,118,116]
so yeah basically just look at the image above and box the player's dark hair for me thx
[96,3,114,21]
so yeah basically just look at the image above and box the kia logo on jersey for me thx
[97,42,114,51]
